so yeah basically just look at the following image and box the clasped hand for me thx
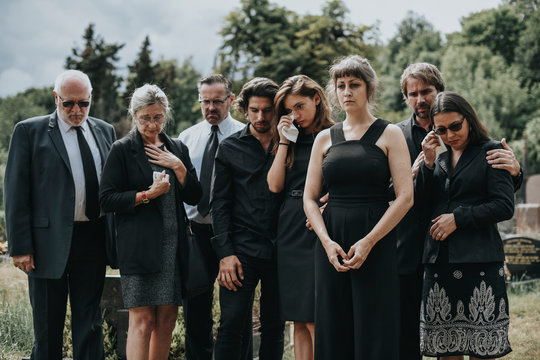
[324,238,373,272]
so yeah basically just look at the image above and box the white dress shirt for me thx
[57,113,102,221]
[179,114,244,224]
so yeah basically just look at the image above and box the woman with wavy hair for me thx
[267,74,334,360]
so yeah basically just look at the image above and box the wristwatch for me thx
[141,190,150,204]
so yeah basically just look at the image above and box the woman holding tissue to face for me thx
[303,55,413,359]
[416,91,514,359]
[100,84,201,360]
[267,75,334,360]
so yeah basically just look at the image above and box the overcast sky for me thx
[0,0,501,98]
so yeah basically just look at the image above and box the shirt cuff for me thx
[211,232,235,260]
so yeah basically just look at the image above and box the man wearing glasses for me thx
[178,74,247,360]
[4,69,116,360]
[395,63,522,360]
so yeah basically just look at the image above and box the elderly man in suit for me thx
[4,69,116,360]
[395,63,522,360]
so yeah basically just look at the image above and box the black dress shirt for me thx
[211,124,280,260]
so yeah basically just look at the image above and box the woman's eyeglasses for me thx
[434,117,465,135]
[58,95,90,109]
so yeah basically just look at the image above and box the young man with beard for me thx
[396,63,522,360]
[211,77,285,360]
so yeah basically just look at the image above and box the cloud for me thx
[0,68,35,96]
[0,0,500,98]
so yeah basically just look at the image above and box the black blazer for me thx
[99,129,201,276]
[416,140,514,264]
[393,115,431,274]
[4,112,116,279]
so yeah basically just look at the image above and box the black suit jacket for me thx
[394,115,430,274]
[415,140,515,264]
[99,129,201,277]
[4,112,116,279]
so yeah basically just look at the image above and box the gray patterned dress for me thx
[121,162,182,308]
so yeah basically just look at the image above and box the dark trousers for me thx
[399,269,424,360]
[28,219,106,360]
[214,253,285,360]
[183,221,252,360]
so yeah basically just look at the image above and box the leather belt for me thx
[288,189,303,198]
[189,221,213,232]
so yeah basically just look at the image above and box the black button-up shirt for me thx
[211,123,279,260]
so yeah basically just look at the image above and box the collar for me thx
[411,114,431,131]
[204,113,235,135]
[239,122,253,138]
[56,111,89,134]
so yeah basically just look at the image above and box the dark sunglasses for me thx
[58,95,90,109]
[434,117,465,135]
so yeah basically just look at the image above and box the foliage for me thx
[449,6,525,64]
[509,114,540,175]
[125,35,156,104]
[376,11,443,118]
[515,6,540,87]
[163,58,203,135]
[440,45,529,139]
[0,87,54,151]
[0,288,33,358]
[215,0,376,87]
[66,24,125,123]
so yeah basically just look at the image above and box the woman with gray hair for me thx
[100,84,201,359]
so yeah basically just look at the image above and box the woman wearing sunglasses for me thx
[417,91,514,359]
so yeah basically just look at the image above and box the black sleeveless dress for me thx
[276,131,317,322]
[315,119,399,360]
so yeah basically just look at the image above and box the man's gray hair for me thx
[53,70,93,95]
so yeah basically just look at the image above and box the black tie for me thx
[75,126,100,220]
[198,125,219,217]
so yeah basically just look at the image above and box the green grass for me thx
[1,262,537,359]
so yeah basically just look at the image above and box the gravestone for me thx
[526,174,540,204]
[101,274,128,360]
[503,236,540,280]
[515,204,540,233]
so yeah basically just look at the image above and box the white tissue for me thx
[282,125,299,143]
[435,134,448,156]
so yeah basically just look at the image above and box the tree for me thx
[449,6,524,65]
[441,45,529,139]
[66,24,125,123]
[510,115,540,175]
[215,0,294,81]
[376,12,443,120]
[0,87,55,151]
[157,58,202,135]
[125,35,156,102]
[257,1,375,86]
[515,6,540,87]
[215,0,376,87]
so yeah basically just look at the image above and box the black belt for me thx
[288,189,303,198]
[189,221,213,232]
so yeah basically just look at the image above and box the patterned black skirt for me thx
[420,262,512,359]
